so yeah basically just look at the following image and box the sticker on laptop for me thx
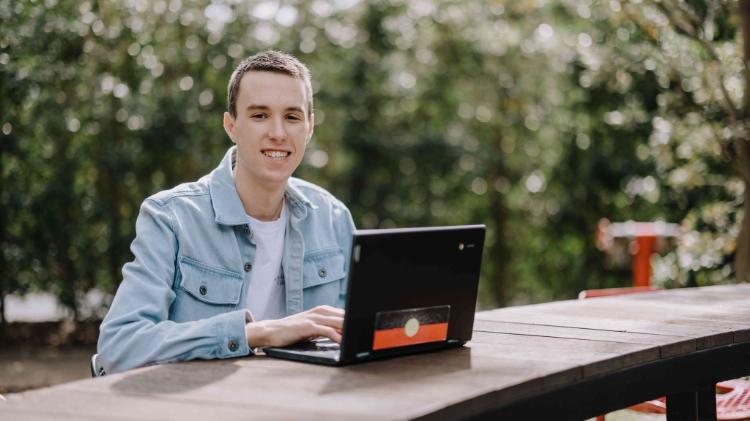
[372,305,450,351]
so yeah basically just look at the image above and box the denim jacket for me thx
[97,146,355,374]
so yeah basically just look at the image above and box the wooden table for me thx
[2,284,750,420]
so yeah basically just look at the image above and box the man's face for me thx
[223,71,314,190]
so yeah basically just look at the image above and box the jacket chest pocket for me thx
[172,256,244,321]
[302,249,345,308]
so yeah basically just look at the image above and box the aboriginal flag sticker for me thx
[372,305,450,351]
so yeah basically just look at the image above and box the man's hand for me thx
[245,305,344,348]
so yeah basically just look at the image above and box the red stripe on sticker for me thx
[372,322,448,351]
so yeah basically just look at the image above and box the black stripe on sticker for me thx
[374,305,450,330]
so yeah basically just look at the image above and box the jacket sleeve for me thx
[97,198,252,374]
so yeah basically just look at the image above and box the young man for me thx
[97,51,355,374]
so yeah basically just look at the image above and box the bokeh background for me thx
[2,0,749,341]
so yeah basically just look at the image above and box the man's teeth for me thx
[263,151,290,159]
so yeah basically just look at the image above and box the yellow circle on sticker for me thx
[404,318,420,337]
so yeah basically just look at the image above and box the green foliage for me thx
[1,0,744,319]
[575,0,746,286]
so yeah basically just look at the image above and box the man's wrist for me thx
[245,321,269,348]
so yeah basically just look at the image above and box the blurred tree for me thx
[585,0,749,283]
[3,0,745,324]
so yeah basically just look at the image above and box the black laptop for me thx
[263,225,486,365]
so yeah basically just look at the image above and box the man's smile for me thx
[261,149,291,160]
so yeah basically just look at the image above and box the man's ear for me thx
[306,113,315,145]
[223,112,236,144]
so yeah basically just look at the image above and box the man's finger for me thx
[314,325,342,343]
[308,314,344,329]
[311,305,344,316]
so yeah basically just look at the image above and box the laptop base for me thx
[264,338,343,365]
[264,339,466,366]
[263,346,343,366]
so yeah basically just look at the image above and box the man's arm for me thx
[97,198,251,374]
[245,305,344,346]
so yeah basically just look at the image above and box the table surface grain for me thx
[2,283,750,420]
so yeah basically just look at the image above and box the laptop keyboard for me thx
[297,338,339,350]
[284,338,341,359]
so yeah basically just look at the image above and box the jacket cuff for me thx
[218,309,254,358]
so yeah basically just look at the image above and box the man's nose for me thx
[268,117,287,141]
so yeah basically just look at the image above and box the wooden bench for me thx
[2,283,749,420]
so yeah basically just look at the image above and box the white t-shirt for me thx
[245,203,288,321]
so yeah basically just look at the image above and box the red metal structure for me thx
[596,219,681,286]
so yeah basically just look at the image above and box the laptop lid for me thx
[339,224,486,363]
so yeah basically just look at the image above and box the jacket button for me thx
[228,340,238,352]
[244,263,252,272]
[199,285,207,295]
[318,268,327,278]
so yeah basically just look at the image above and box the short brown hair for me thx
[227,50,313,119]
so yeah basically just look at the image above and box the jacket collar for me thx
[209,146,313,225]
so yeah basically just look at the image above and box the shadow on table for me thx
[111,360,240,394]
[316,347,473,395]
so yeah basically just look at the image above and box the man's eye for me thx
[286,114,301,121]
[251,113,267,119]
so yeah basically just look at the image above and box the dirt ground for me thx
[0,345,96,394]
[0,320,99,394]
